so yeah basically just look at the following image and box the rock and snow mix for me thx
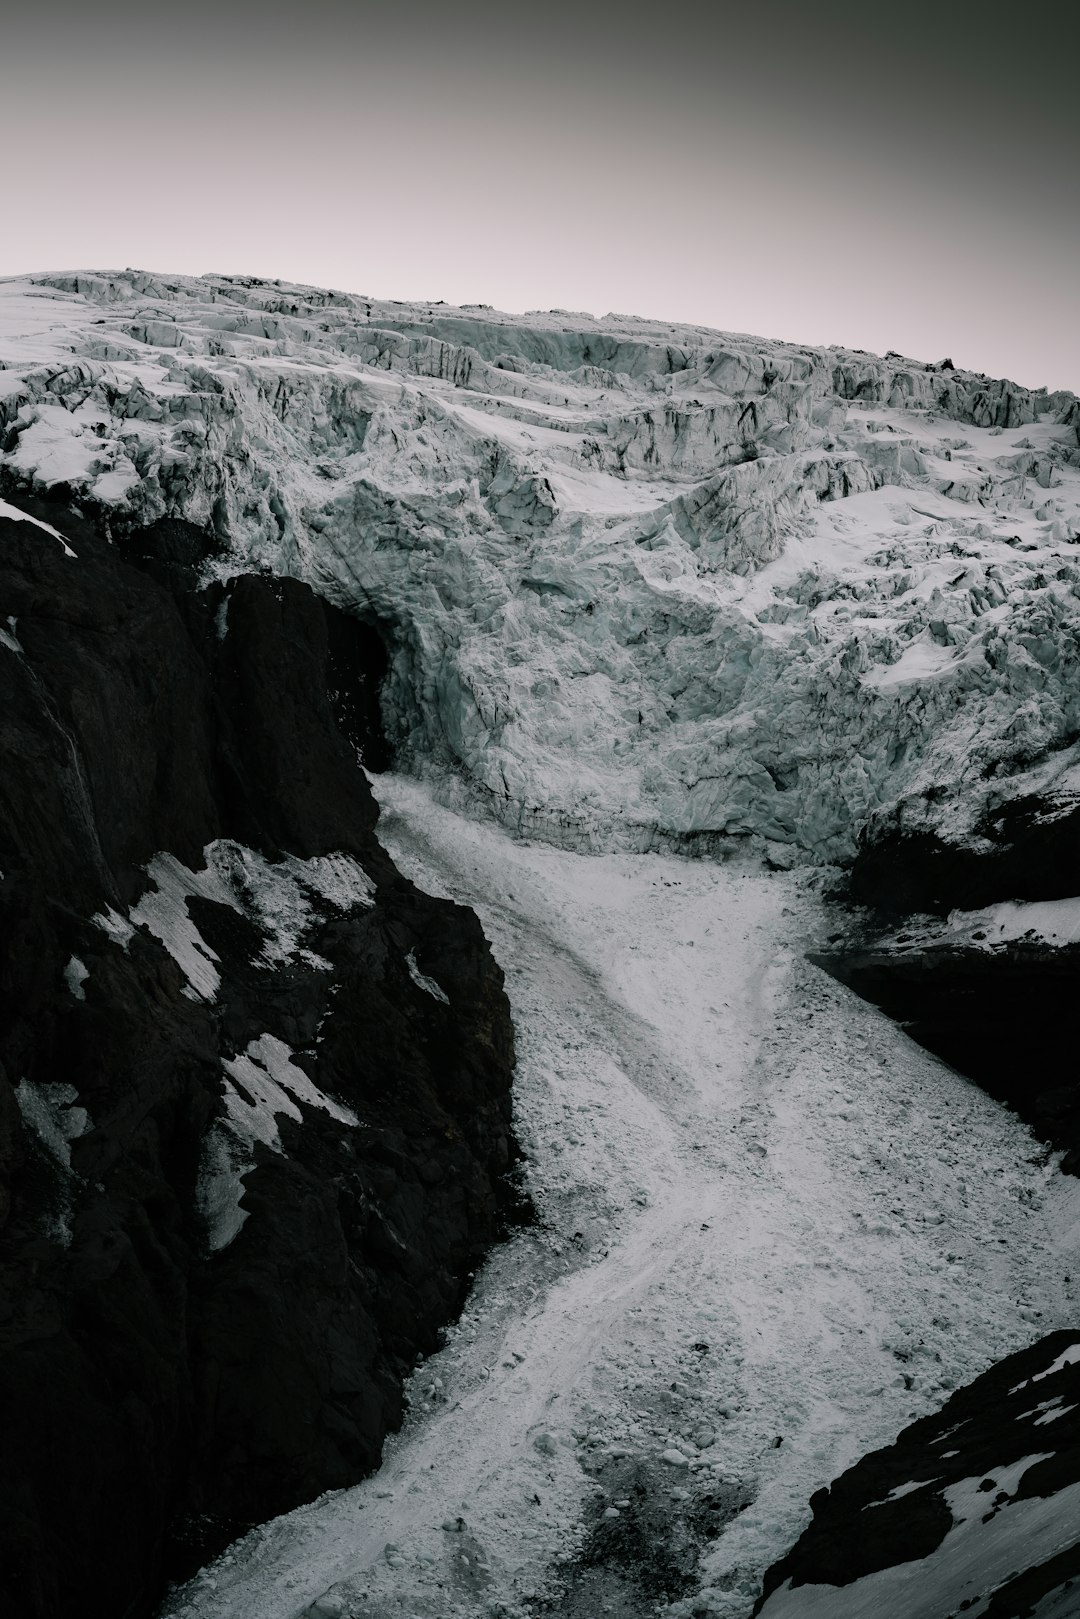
[202,1033,359,1253]
[872,893,1080,955]
[122,841,375,1001]
[753,1325,1080,1618]
[2,271,1078,863]
[98,838,376,1249]
[5,274,1080,1615]
[163,779,1080,1619]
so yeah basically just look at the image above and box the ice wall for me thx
[2,270,1078,863]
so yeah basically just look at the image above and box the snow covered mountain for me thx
[2,270,1078,870]
[3,271,1080,1619]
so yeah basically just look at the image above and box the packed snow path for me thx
[165,778,1079,1619]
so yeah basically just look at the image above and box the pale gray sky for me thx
[5,0,1078,388]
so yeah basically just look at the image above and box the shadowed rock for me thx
[0,505,517,1619]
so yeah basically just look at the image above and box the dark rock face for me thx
[0,505,517,1619]
[754,1330,1080,1618]
[811,938,1080,1173]
[849,792,1080,920]
[829,774,1080,1173]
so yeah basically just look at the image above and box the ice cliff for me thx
[2,270,1078,868]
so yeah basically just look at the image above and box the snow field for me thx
[165,777,1080,1619]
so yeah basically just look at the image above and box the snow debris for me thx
[164,777,1080,1619]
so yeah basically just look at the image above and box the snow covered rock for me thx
[754,1330,1080,1618]
[0,502,516,1619]
[2,271,1078,866]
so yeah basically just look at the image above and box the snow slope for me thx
[2,272,1079,862]
[162,778,1080,1619]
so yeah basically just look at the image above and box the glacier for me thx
[2,269,1078,866]
[4,271,1080,1619]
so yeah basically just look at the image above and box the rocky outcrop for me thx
[0,501,516,1619]
[754,1330,1080,1618]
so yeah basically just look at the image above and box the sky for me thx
[3,0,1078,390]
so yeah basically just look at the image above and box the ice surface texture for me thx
[3,270,1078,863]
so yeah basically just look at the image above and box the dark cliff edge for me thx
[816,775,1080,1174]
[0,502,518,1619]
[754,1330,1080,1618]
[810,936,1080,1175]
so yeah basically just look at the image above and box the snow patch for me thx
[126,841,376,999]
[92,906,135,949]
[949,896,1080,952]
[0,496,77,556]
[861,631,958,689]
[405,950,449,1004]
[63,955,88,1001]
[130,851,240,1001]
[871,1478,936,1506]
[1033,1400,1075,1425]
[1023,1341,1080,1389]
[198,1034,359,1252]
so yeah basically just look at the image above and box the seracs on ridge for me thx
[2,269,1078,864]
